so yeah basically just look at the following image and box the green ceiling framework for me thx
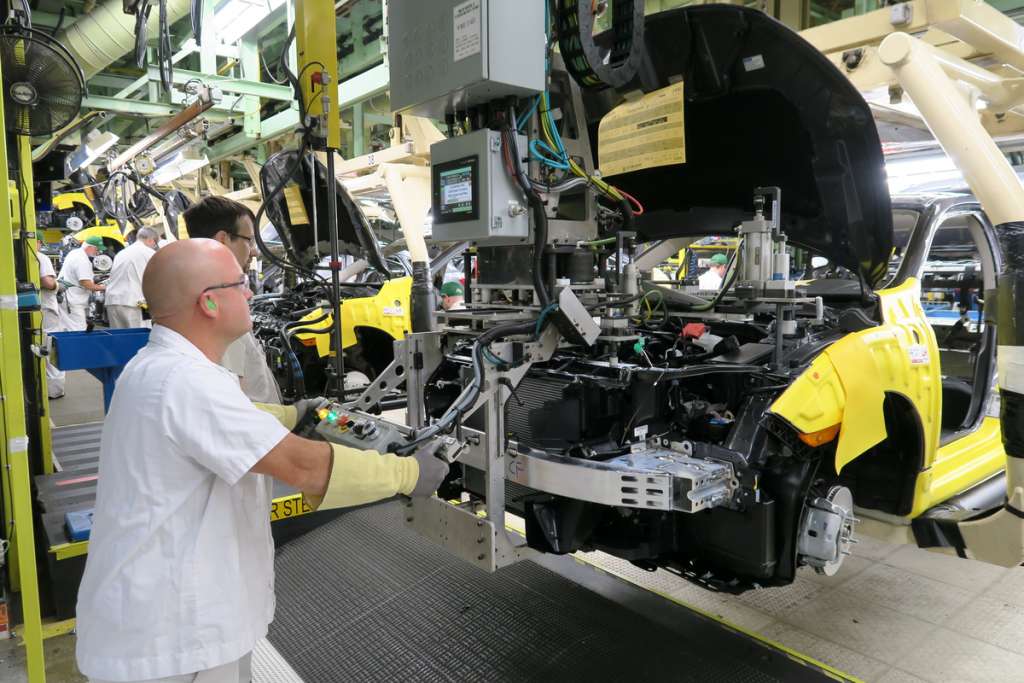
[34,0,1024,170]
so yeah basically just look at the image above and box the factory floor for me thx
[3,371,1024,682]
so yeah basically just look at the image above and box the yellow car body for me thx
[293,277,413,358]
[74,224,125,249]
[770,195,1005,523]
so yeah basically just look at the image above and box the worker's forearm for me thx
[252,434,332,495]
[80,280,105,292]
[299,441,332,498]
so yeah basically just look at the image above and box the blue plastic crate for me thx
[65,509,94,542]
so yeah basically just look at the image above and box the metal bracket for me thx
[347,338,408,411]
[404,496,533,572]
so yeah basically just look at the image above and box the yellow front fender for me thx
[770,278,941,474]
[295,277,412,356]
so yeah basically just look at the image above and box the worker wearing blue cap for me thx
[57,236,107,331]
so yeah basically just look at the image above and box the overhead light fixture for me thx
[214,0,286,45]
[65,129,119,173]
[149,149,210,186]
[885,153,962,194]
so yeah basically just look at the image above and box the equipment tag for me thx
[598,81,686,177]
[908,344,930,365]
[453,0,481,62]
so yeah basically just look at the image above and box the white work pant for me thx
[61,302,88,331]
[88,652,251,683]
[107,304,148,329]
[44,348,65,398]
[41,308,64,398]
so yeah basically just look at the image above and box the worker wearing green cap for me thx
[698,252,729,291]
[439,280,465,311]
[57,235,107,331]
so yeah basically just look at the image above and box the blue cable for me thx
[529,139,570,169]
[542,91,568,158]
[517,95,541,131]
[534,303,559,337]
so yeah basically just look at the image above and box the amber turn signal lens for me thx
[797,424,840,447]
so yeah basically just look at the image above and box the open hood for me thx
[586,6,892,285]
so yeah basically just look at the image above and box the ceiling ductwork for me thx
[56,0,192,79]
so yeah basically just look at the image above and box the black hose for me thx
[502,119,551,308]
[191,0,203,45]
[50,7,65,35]
[393,319,536,454]
[158,0,172,94]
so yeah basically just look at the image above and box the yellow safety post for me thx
[0,96,46,681]
[294,0,341,149]
[15,135,52,474]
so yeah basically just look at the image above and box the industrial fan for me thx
[0,23,85,136]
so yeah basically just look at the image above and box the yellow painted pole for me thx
[15,136,52,475]
[0,78,47,683]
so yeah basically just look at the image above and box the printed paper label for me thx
[908,344,930,365]
[453,0,481,62]
[598,81,686,177]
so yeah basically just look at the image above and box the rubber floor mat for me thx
[269,501,834,683]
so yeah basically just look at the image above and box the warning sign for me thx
[270,494,313,521]
[598,81,686,177]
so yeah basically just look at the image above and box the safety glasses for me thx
[228,232,257,248]
[200,274,248,295]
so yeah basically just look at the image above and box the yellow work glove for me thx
[253,402,298,430]
[306,441,450,511]
[254,397,329,431]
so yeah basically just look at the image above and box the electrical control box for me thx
[430,129,530,245]
[387,0,545,118]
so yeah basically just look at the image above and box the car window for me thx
[920,214,984,366]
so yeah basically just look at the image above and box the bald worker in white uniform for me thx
[105,227,160,329]
[75,239,448,683]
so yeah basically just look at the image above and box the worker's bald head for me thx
[143,239,240,320]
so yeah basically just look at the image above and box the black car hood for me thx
[586,6,892,285]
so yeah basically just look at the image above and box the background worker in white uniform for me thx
[183,196,281,403]
[35,245,65,398]
[75,239,448,683]
[697,252,728,291]
[105,227,160,329]
[57,235,106,331]
[439,281,466,311]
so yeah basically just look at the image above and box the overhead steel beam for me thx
[206,108,301,162]
[82,95,183,117]
[339,63,389,106]
[206,63,392,161]
[86,74,138,90]
[82,95,236,122]
[144,66,293,100]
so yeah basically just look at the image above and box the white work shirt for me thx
[104,241,155,307]
[222,331,283,404]
[697,267,723,291]
[57,246,95,307]
[35,250,59,325]
[76,325,290,682]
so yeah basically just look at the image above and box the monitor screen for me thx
[433,155,479,223]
